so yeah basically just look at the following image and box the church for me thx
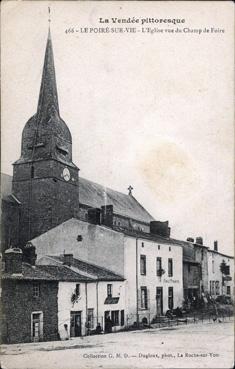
[1,28,157,251]
[1,26,233,342]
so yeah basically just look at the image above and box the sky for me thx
[1,1,234,255]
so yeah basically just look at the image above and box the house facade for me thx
[181,237,209,301]
[207,242,234,302]
[37,254,126,338]
[124,231,183,324]
[32,219,183,325]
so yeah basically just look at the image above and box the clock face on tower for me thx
[62,167,70,181]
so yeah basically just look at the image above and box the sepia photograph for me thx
[1,1,234,368]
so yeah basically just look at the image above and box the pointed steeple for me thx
[37,28,59,121]
[15,22,75,166]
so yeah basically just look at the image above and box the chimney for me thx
[63,254,73,267]
[101,205,114,227]
[187,237,194,243]
[23,242,37,266]
[88,208,101,225]
[150,221,171,237]
[5,248,23,274]
[195,237,203,245]
[214,240,218,252]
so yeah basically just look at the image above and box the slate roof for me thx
[207,248,234,259]
[79,176,154,223]
[49,255,125,281]
[2,262,93,282]
[1,173,154,224]
[115,226,184,246]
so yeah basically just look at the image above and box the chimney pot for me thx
[187,237,194,243]
[23,242,37,266]
[150,221,171,237]
[63,253,73,267]
[214,240,218,252]
[196,237,203,245]
[88,208,101,225]
[101,205,114,227]
[5,248,23,274]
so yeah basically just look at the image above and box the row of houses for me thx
[1,217,233,344]
[1,27,234,344]
[1,246,126,343]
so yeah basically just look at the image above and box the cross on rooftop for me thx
[128,185,133,195]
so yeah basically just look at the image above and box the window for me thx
[33,284,40,298]
[168,287,174,310]
[168,258,173,277]
[140,255,146,275]
[201,249,204,260]
[107,284,113,297]
[212,260,215,273]
[75,284,80,296]
[158,245,160,250]
[215,281,220,295]
[111,310,119,326]
[156,257,162,276]
[141,242,144,248]
[120,310,125,326]
[87,308,94,329]
[169,247,171,251]
[31,166,35,179]
[227,286,231,295]
[210,280,216,295]
[56,145,68,156]
[140,286,148,309]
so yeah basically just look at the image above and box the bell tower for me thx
[12,28,79,245]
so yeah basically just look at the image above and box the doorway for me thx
[104,310,112,333]
[70,311,82,337]
[156,287,163,316]
[31,312,43,342]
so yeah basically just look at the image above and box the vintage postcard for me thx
[1,1,234,368]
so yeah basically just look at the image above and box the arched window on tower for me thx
[31,166,35,178]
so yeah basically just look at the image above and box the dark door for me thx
[156,287,163,316]
[104,310,112,333]
[70,311,82,337]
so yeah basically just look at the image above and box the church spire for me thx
[37,26,59,121]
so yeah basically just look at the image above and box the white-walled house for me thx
[38,254,126,338]
[207,245,234,302]
[33,218,184,326]
[123,231,183,324]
